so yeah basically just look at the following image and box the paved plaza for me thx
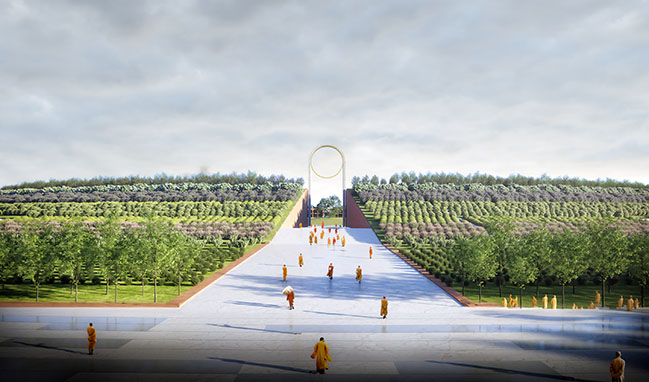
[1,227,648,381]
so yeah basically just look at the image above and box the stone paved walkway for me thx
[1,227,648,381]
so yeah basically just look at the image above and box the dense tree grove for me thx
[354,176,649,307]
[351,172,649,189]
[0,220,254,302]
[0,200,291,221]
[1,172,304,190]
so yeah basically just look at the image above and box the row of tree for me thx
[0,220,204,302]
[351,172,649,189]
[448,223,649,308]
[2,172,305,190]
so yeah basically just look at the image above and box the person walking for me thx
[531,295,537,308]
[627,296,634,311]
[609,351,625,382]
[595,290,601,305]
[369,247,373,259]
[355,265,362,284]
[311,337,332,374]
[283,286,295,310]
[327,263,334,280]
[381,296,388,319]
[299,253,303,267]
[542,294,548,309]
[282,265,287,281]
[551,295,557,309]
[87,323,96,355]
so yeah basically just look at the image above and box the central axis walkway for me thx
[1,227,648,381]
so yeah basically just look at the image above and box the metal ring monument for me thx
[308,145,346,226]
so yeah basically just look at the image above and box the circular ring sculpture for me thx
[309,145,344,179]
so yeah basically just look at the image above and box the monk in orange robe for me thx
[87,323,96,355]
[627,296,634,311]
[335,227,338,234]
[282,265,287,281]
[369,247,373,259]
[320,231,324,240]
[299,254,303,267]
[531,295,537,308]
[551,295,557,309]
[635,297,640,309]
[542,294,548,309]
[595,290,601,305]
[311,337,332,374]
[328,227,331,233]
[342,236,346,247]
[588,301,596,309]
[333,238,336,246]
[381,296,388,318]
[287,290,295,310]
[501,297,507,308]
[321,222,324,229]
[355,266,362,284]
[309,235,313,245]
[327,238,331,246]
[327,263,334,280]
[617,296,624,309]
[315,236,318,244]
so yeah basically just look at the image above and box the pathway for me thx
[1,227,648,381]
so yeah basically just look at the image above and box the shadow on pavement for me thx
[208,323,301,335]
[209,357,314,374]
[13,340,85,355]
[426,360,598,381]
[304,310,382,320]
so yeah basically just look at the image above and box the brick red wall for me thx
[345,189,372,228]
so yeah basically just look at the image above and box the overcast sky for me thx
[1,0,648,202]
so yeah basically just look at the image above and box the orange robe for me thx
[342,236,346,246]
[595,291,601,305]
[531,295,537,308]
[311,340,332,371]
[321,222,324,229]
[299,255,303,267]
[501,298,507,308]
[327,265,334,279]
[542,295,548,309]
[551,296,557,309]
[87,326,96,352]
[356,267,362,282]
[369,247,373,259]
[627,297,634,311]
[380,298,388,317]
[617,296,624,309]
[327,238,331,246]
[287,291,295,307]
[282,266,287,281]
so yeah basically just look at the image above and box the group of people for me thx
[501,290,642,311]
[308,223,346,248]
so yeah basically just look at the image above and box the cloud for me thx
[1,0,648,196]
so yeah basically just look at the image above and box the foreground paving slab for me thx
[1,227,648,381]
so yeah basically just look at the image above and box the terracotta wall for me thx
[345,189,372,228]
[281,189,309,228]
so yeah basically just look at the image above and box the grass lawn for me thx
[0,260,233,304]
[311,217,343,227]
[457,281,645,309]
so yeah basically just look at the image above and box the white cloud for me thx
[1,0,648,196]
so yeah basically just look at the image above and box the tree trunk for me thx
[641,285,645,308]
[461,272,465,295]
[601,279,606,307]
[114,280,118,303]
[572,280,576,295]
[154,269,158,303]
[497,275,502,298]
[561,284,565,309]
